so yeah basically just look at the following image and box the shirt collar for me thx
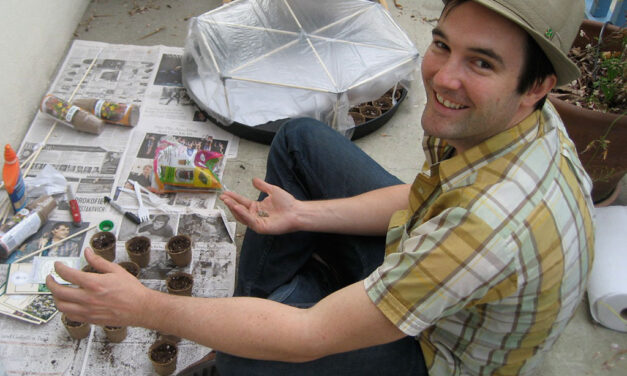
[422,109,544,191]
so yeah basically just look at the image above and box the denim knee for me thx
[273,116,340,148]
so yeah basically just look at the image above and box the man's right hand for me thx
[219,178,301,235]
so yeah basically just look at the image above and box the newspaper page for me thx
[0,40,240,375]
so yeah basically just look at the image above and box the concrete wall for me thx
[0,0,90,164]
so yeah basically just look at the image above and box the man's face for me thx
[153,219,166,229]
[421,1,531,152]
[52,225,70,239]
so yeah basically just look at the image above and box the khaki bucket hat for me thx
[443,0,585,86]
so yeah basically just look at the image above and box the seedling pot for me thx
[149,340,178,375]
[125,236,151,267]
[62,313,91,340]
[166,234,192,267]
[104,325,127,343]
[90,231,116,261]
[166,272,194,296]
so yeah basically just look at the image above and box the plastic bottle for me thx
[3,144,27,212]
[0,195,57,258]
[73,98,140,127]
[40,94,105,135]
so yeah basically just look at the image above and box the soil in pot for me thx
[117,261,140,278]
[373,97,393,112]
[349,111,366,125]
[359,105,382,120]
[552,21,626,114]
[103,325,127,343]
[384,88,402,102]
[149,340,178,376]
[166,235,192,267]
[125,236,151,267]
[90,231,116,262]
[166,272,194,296]
[62,314,91,340]
[550,20,627,203]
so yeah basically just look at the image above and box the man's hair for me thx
[153,214,169,223]
[442,0,556,110]
[519,33,555,110]
[52,222,70,231]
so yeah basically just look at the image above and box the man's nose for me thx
[432,58,463,92]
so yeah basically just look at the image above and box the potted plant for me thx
[62,313,91,340]
[89,231,117,261]
[550,19,627,204]
[148,339,178,375]
[165,234,192,267]
[117,261,141,278]
[165,272,194,296]
[103,325,128,343]
[125,236,151,267]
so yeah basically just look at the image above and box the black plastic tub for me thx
[189,89,407,145]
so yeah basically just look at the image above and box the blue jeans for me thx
[217,118,428,375]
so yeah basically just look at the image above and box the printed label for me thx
[65,105,80,122]
[8,177,26,212]
[94,99,106,119]
[0,214,42,253]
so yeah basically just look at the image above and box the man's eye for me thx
[474,60,493,70]
[433,41,448,50]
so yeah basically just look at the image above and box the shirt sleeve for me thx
[365,206,518,336]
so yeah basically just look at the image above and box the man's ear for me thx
[522,74,557,107]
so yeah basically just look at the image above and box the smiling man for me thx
[48,1,594,375]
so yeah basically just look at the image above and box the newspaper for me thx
[0,40,240,375]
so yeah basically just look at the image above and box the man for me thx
[40,223,81,257]
[128,164,153,187]
[136,214,174,240]
[47,1,594,375]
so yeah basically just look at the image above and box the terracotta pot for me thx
[166,235,192,267]
[89,231,116,262]
[549,20,627,203]
[550,96,627,203]
[103,325,127,343]
[125,236,151,267]
[166,272,194,296]
[117,261,140,278]
[149,340,178,375]
[62,313,91,340]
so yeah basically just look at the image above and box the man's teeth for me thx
[436,93,465,109]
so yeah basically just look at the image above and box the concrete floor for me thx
[66,0,626,374]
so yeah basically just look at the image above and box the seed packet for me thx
[153,136,223,193]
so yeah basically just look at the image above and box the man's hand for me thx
[46,247,152,327]
[220,178,300,234]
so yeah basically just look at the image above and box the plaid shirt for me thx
[365,102,595,375]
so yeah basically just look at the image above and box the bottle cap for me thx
[99,220,114,232]
[4,145,18,164]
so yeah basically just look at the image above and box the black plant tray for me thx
[190,88,407,145]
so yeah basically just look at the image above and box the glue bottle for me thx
[0,195,57,258]
[73,98,140,127]
[3,144,27,212]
